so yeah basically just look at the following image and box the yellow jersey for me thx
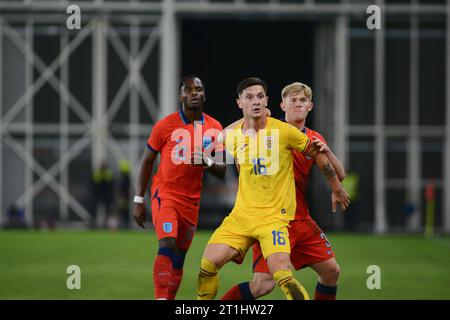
[225,117,310,222]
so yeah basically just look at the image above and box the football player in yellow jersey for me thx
[196,77,349,300]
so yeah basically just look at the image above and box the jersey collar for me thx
[179,108,204,125]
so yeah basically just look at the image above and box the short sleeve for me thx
[312,130,327,145]
[286,124,310,153]
[147,120,166,152]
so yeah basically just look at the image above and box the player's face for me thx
[180,78,205,111]
[237,85,268,119]
[281,91,312,122]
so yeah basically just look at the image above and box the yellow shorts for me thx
[207,212,291,264]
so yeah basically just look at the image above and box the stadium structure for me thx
[0,0,449,235]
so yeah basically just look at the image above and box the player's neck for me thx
[242,115,267,133]
[182,106,203,123]
[287,116,306,131]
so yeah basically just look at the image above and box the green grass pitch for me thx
[1,230,450,300]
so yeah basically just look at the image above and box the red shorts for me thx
[253,219,335,273]
[151,192,198,251]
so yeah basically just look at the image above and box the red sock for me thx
[221,282,254,300]
[153,255,172,299]
[315,282,337,300]
[167,268,183,300]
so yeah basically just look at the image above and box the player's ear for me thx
[280,101,286,112]
[236,98,243,110]
[308,102,314,112]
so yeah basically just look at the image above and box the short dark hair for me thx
[236,77,267,96]
[179,74,203,93]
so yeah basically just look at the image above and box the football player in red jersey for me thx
[221,82,346,300]
[133,75,226,300]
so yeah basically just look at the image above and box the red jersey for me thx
[293,127,326,220]
[147,110,223,223]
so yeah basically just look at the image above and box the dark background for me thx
[181,19,314,125]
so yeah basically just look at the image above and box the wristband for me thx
[133,195,144,204]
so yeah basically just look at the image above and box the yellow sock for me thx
[273,269,310,300]
[197,258,219,300]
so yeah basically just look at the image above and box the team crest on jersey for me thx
[163,222,173,233]
[203,136,213,149]
[264,136,273,150]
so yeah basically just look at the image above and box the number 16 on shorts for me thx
[272,230,286,245]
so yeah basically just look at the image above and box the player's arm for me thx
[133,148,158,228]
[305,142,349,212]
[205,150,227,179]
[287,125,349,212]
[191,147,227,179]
[312,137,346,181]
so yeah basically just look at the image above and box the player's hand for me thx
[190,149,206,167]
[190,146,212,167]
[133,204,146,229]
[331,187,350,213]
[312,137,329,153]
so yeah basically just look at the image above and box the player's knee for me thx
[202,244,238,268]
[321,262,340,284]
[251,277,276,298]
[332,263,341,281]
[159,237,177,251]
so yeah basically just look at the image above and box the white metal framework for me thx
[0,9,165,226]
[0,0,449,233]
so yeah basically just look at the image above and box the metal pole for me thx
[335,16,348,168]
[24,19,34,227]
[92,18,108,170]
[129,21,140,227]
[374,1,387,234]
[60,27,69,222]
[159,0,179,119]
[334,15,348,229]
[407,8,421,232]
[92,18,108,227]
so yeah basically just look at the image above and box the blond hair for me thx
[281,82,313,101]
